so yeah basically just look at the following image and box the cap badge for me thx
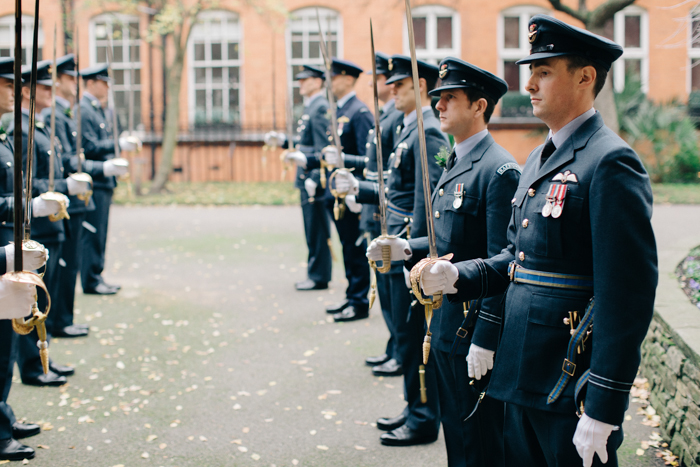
[387,58,393,71]
[439,64,449,79]
[528,23,538,44]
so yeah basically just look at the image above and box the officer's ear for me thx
[577,65,596,95]
[473,97,488,120]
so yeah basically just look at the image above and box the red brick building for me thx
[1,0,696,182]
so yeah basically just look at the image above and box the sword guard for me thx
[41,191,70,222]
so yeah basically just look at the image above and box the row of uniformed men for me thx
[271,14,658,467]
[0,54,138,461]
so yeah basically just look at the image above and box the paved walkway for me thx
[6,204,697,466]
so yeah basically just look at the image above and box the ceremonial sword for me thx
[43,24,70,221]
[403,0,453,367]
[366,20,393,310]
[105,33,131,192]
[7,0,52,375]
[72,28,94,206]
[280,29,296,182]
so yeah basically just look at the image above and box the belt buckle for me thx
[456,327,468,339]
[562,359,576,377]
[508,262,517,282]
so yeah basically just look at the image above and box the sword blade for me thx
[75,28,82,172]
[314,8,343,166]
[404,0,437,259]
[13,0,23,271]
[24,0,41,241]
[105,34,120,159]
[369,20,388,237]
[284,29,295,151]
[48,24,57,192]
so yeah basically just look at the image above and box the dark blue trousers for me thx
[325,199,370,309]
[81,188,112,291]
[0,321,17,440]
[53,212,86,331]
[434,349,504,467]
[375,265,396,360]
[390,269,440,436]
[17,240,62,380]
[504,403,623,467]
[300,190,332,284]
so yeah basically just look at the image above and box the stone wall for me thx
[640,313,700,467]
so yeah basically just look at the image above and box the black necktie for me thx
[446,150,457,171]
[540,138,556,167]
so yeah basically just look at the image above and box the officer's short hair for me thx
[425,76,437,93]
[565,55,607,98]
[463,88,495,124]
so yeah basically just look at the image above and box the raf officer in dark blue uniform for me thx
[44,55,128,337]
[79,64,135,295]
[0,56,56,461]
[10,61,89,387]
[372,58,519,466]
[316,58,374,322]
[334,55,446,446]
[265,65,332,291]
[419,17,658,467]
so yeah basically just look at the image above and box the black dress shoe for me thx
[333,306,369,322]
[22,371,67,387]
[380,424,438,447]
[0,439,35,461]
[365,353,390,366]
[84,283,118,295]
[74,323,90,330]
[372,358,403,377]
[53,324,89,338]
[376,414,407,431]
[294,279,328,291]
[102,282,121,291]
[49,362,75,377]
[12,422,40,440]
[325,299,350,314]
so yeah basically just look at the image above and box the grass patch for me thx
[113,181,299,206]
[652,183,700,204]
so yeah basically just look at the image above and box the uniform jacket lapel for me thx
[440,133,495,187]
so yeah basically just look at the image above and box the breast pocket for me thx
[532,192,584,259]
[437,195,480,245]
[515,291,592,396]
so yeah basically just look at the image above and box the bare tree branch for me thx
[589,0,637,28]
[548,0,589,24]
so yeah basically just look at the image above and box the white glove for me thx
[103,158,129,177]
[322,146,344,166]
[119,135,142,152]
[264,131,286,148]
[304,178,318,198]
[67,176,90,195]
[4,243,48,272]
[367,237,411,262]
[284,150,307,168]
[403,266,411,289]
[0,278,36,319]
[420,260,458,295]
[332,170,359,195]
[32,196,61,218]
[466,344,494,380]
[573,414,618,467]
[344,194,362,213]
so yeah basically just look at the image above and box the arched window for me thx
[286,7,341,110]
[498,6,550,94]
[403,5,460,65]
[0,14,44,65]
[187,10,243,128]
[90,13,142,130]
[609,5,649,93]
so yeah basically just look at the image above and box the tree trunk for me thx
[590,25,619,133]
[150,54,184,193]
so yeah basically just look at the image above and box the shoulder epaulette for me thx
[496,162,521,175]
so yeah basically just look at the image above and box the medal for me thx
[453,183,463,209]
[542,184,556,218]
[551,184,567,219]
[542,202,553,217]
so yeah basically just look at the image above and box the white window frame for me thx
[688,7,700,93]
[402,5,460,65]
[286,7,342,111]
[0,14,44,65]
[186,10,244,127]
[612,5,649,93]
[498,5,550,94]
[89,13,142,129]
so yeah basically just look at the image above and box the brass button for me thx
[369,129,375,134]
[439,189,444,196]
[434,211,440,219]
[363,168,368,178]
[366,142,370,149]
[522,219,529,228]
[528,188,536,197]
[328,136,333,142]
[384,187,389,193]
[511,197,516,205]
[404,217,409,223]
[518,251,525,261]
[364,157,369,163]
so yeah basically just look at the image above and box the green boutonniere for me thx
[35,121,45,129]
[64,107,73,119]
[0,126,5,142]
[435,146,450,169]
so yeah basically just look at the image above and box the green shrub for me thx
[617,80,700,183]
[500,91,533,118]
